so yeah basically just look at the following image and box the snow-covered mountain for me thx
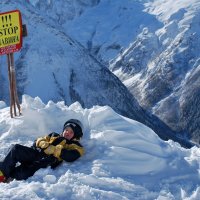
[40,0,200,143]
[0,0,198,145]
[0,95,199,199]
[109,0,200,143]
[29,0,200,143]
[0,2,143,122]
[0,1,200,198]
[0,0,188,146]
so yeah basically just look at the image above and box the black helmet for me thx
[63,119,83,139]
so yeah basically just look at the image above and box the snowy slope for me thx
[30,0,160,63]
[0,96,200,200]
[0,1,144,127]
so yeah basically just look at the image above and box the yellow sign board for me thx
[0,10,22,55]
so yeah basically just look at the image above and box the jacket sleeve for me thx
[60,143,84,162]
[32,132,59,149]
[60,149,82,162]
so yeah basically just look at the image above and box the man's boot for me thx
[0,170,6,182]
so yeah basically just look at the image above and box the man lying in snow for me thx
[0,119,84,183]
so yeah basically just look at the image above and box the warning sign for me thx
[0,10,22,55]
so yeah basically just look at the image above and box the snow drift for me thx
[0,95,199,199]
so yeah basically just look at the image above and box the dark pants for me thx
[0,144,59,180]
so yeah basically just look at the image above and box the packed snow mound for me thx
[0,95,200,199]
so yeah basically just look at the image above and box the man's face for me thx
[62,127,74,140]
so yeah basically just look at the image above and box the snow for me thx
[144,0,200,22]
[63,0,161,61]
[0,1,200,198]
[0,95,200,199]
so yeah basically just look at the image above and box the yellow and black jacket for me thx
[32,132,84,163]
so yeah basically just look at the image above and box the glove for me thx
[44,145,63,159]
[36,137,50,149]
[44,145,55,155]
[39,141,49,149]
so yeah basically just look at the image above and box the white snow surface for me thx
[144,0,200,22]
[0,95,200,200]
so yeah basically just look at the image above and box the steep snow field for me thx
[0,96,199,199]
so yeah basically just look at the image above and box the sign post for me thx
[0,10,24,117]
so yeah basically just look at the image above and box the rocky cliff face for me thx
[110,0,200,143]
